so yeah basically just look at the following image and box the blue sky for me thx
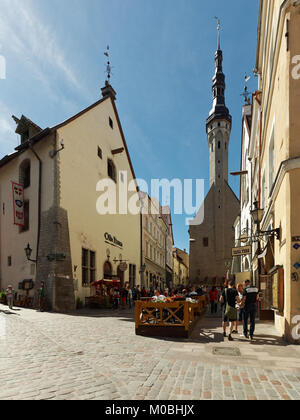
[0,0,259,252]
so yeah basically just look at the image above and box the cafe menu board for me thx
[271,267,284,313]
[272,271,279,310]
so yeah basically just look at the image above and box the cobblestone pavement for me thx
[1,303,300,400]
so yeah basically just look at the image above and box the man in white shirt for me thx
[152,290,166,302]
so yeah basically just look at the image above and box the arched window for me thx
[104,261,113,279]
[218,141,221,149]
[107,159,116,183]
[19,160,31,189]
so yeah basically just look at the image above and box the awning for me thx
[90,279,120,287]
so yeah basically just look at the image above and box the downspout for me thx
[28,142,42,265]
[140,210,143,288]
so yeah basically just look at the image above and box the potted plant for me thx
[0,292,7,305]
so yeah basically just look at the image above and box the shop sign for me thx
[12,182,25,227]
[47,253,66,262]
[104,232,123,248]
[292,236,300,242]
[232,246,251,257]
[293,262,300,270]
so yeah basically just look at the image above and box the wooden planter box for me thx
[135,296,207,338]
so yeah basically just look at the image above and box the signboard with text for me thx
[12,182,25,227]
[232,246,251,257]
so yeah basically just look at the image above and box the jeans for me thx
[210,301,217,314]
[7,296,13,309]
[243,304,257,336]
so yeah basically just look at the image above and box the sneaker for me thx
[232,330,238,334]
[223,332,227,338]
[244,334,249,339]
[250,336,254,341]
[228,334,234,341]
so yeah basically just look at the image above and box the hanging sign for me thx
[12,182,25,227]
[232,245,251,257]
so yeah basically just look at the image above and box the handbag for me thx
[225,289,237,320]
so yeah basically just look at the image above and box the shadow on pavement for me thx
[0,309,20,316]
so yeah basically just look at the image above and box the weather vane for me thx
[104,45,112,83]
[214,17,221,49]
[241,74,251,104]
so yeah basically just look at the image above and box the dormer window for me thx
[21,130,30,144]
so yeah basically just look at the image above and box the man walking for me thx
[242,280,259,341]
[220,279,239,341]
[6,285,15,310]
[39,282,46,312]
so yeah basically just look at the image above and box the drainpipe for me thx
[28,142,42,265]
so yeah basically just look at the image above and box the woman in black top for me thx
[220,280,239,341]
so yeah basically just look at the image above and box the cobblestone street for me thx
[1,303,300,400]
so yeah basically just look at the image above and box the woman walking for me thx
[209,286,218,314]
[233,283,245,335]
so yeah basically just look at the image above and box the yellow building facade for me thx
[250,0,300,342]
[0,84,141,311]
[172,248,189,287]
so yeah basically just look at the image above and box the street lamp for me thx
[24,243,37,263]
[250,201,264,225]
[250,201,280,241]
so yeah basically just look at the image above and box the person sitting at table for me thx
[152,290,166,302]
[188,287,198,297]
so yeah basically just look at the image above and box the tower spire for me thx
[101,45,116,100]
[215,17,221,50]
[206,19,231,127]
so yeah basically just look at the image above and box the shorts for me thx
[238,308,244,322]
[222,306,237,323]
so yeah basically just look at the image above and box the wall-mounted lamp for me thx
[24,243,37,263]
[250,201,280,241]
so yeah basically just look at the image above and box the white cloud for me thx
[0,101,18,152]
[0,0,85,96]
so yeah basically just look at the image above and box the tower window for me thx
[98,146,102,159]
[19,160,31,189]
[203,237,209,247]
[211,143,214,152]
[109,117,114,129]
[218,122,221,127]
[218,141,221,149]
[107,159,116,182]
